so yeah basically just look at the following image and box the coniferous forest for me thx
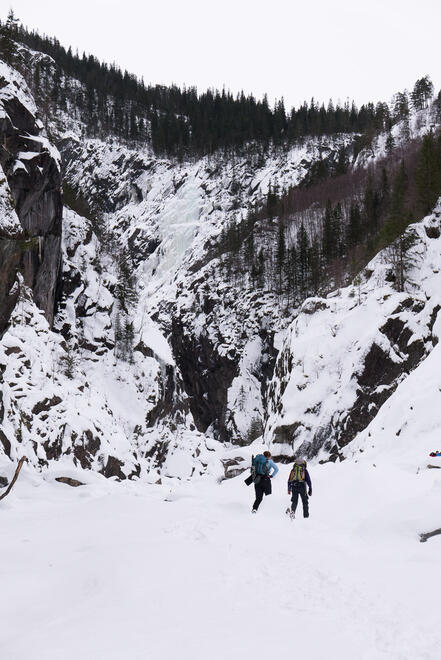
[2,11,441,309]
[217,130,441,305]
[2,15,439,159]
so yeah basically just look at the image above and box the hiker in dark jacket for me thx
[287,459,312,518]
[252,450,279,513]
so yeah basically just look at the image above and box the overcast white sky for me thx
[6,0,441,110]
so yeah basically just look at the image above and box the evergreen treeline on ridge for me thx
[216,130,441,304]
[1,12,437,158]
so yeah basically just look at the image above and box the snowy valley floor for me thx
[1,458,440,660]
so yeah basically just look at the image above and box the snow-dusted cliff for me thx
[266,204,441,461]
[1,43,441,484]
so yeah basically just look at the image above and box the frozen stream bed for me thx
[1,455,440,660]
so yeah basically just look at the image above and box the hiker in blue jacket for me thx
[287,459,312,519]
[252,450,279,513]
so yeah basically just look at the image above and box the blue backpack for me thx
[253,454,269,476]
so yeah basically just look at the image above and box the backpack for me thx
[289,461,306,482]
[253,454,269,476]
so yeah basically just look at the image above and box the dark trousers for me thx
[291,482,309,517]
[253,476,271,510]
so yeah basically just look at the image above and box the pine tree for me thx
[114,311,123,359]
[275,220,286,295]
[124,318,135,363]
[266,183,278,220]
[393,91,409,121]
[415,131,441,215]
[364,175,380,235]
[346,202,361,250]
[247,416,263,442]
[333,203,344,257]
[322,200,334,263]
[60,340,77,379]
[385,132,395,155]
[51,66,62,108]
[244,211,255,269]
[130,104,139,140]
[116,247,137,311]
[0,10,19,65]
[334,147,349,175]
[297,223,309,292]
[387,161,408,236]
[380,167,390,209]
[411,76,434,110]
[380,161,415,291]
[238,385,246,411]
[309,238,321,293]
[385,224,417,293]
[256,249,265,290]
[435,91,441,122]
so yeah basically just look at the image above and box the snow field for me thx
[1,455,440,660]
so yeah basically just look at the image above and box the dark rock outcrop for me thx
[268,291,439,462]
[221,457,248,479]
[332,312,427,452]
[0,238,21,335]
[0,430,11,457]
[102,455,126,480]
[0,71,62,332]
[55,476,84,487]
[73,430,101,469]
[170,318,238,442]
[425,225,440,239]
[32,395,62,415]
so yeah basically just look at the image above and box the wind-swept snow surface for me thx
[1,454,439,660]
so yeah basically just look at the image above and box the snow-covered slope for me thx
[0,58,211,478]
[266,203,441,460]
[1,445,440,660]
[52,80,439,458]
[56,127,359,452]
[0,172,21,237]
[345,297,441,465]
[0,204,224,480]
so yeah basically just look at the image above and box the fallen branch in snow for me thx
[0,457,27,502]
[419,528,441,543]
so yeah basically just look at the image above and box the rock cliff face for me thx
[0,232,21,336]
[0,59,223,479]
[2,46,441,482]
[0,62,62,332]
[265,207,441,462]
[170,317,239,441]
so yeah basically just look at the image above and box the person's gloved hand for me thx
[308,489,312,496]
